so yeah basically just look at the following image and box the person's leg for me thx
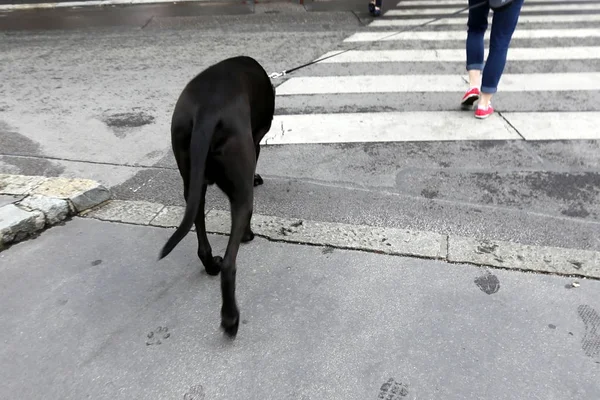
[479,0,524,109]
[462,0,490,107]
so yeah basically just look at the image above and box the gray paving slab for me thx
[0,203,44,246]
[17,194,69,224]
[0,218,599,399]
[0,194,19,207]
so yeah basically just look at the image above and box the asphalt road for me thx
[1,1,600,252]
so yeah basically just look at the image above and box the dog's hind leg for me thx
[253,143,263,187]
[252,125,270,187]
[215,133,257,337]
[194,183,222,276]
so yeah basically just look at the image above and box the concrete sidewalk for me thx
[1,217,599,399]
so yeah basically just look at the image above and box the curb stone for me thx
[0,174,111,250]
[83,199,600,280]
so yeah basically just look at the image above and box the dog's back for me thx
[173,56,274,133]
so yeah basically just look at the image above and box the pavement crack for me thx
[141,15,154,30]
[498,111,526,141]
[350,10,366,26]
[0,153,178,170]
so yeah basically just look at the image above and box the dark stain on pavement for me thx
[183,384,205,400]
[103,111,155,138]
[561,202,590,218]
[0,121,65,175]
[104,111,155,128]
[548,324,557,329]
[378,378,409,399]
[421,188,438,199]
[569,260,583,270]
[476,241,498,254]
[476,140,503,149]
[472,171,600,210]
[2,155,65,177]
[362,143,381,157]
[0,121,43,155]
[146,326,170,346]
[91,259,103,266]
[578,305,600,358]
[525,172,600,202]
[474,271,500,295]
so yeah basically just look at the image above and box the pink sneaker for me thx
[475,103,494,119]
[461,87,480,108]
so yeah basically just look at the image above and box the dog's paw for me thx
[221,313,240,338]
[204,256,222,276]
[242,230,255,243]
[253,174,264,187]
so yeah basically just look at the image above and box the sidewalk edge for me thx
[0,174,111,250]
[81,199,600,280]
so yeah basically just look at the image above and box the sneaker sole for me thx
[461,94,479,108]
[475,112,493,119]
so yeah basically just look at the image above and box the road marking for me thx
[386,3,600,15]
[275,73,600,95]
[396,0,600,5]
[370,14,600,27]
[344,28,600,42]
[504,112,600,141]
[262,111,600,145]
[261,112,520,145]
[317,47,600,63]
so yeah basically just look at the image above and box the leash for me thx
[268,0,489,79]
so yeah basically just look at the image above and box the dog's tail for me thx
[159,111,217,260]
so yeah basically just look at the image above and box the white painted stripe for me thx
[370,14,600,27]
[317,47,600,63]
[275,73,600,95]
[261,112,520,145]
[0,0,200,11]
[386,3,600,15]
[344,28,600,42]
[261,111,600,145]
[504,112,600,141]
[397,0,600,5]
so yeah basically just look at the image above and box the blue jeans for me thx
[466,0,524,94]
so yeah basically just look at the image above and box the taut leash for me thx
[268,0,490,79]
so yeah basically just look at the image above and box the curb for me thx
[81,199,600,280]
[0,174,110,250]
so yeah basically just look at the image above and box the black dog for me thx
[158,56,275,337]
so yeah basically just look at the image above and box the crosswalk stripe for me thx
[261,112,600,145]
[386,3,600,15]
[268,1,600,145]
[396,0,600,5]
[317,47,600,63]
[261,112,520,145]
[344,28,600,42]
[505,112,600,141]
[369,14,600,27]
[275,73,600,95]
